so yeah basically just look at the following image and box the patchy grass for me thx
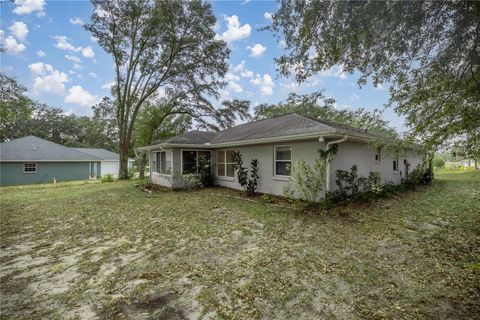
[1,171,479,319]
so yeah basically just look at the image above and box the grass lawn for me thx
[1,171,479,319]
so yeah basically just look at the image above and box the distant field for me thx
[1,171,479,319]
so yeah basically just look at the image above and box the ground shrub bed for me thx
[0,171,479,319]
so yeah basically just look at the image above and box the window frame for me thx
[216,149,236,178]
[151,150,170,175]
[23,162,37,174]
[274,145,292,177]
[181,149,212,175]
[393,151,399,172]
[375,147,382,164]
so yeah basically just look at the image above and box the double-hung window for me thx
[217,150,235,177]
[274,146,292,176]
[24,163,37,173]
[182,150,211,174]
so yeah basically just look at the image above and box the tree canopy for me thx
[269,0,480,147]
[254,92,397,138]
[86,0,232,178]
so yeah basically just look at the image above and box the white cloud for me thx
[318,65,347,80]
[89,36,98,43]
[225,72,240,81]
[65,85,97,107]
[247,43,266,58]
[36,49,45,57]
[88,72,97,79]
[28,62,69,95]
[4,36,26,54]
[228,81,243,93]
[217,15,251,43]
[250,74,274,96]
[213,21,220,32]
[264,12,273,21]
[69,17,83,26]
[233,60,253,78]
[73,63,83,70]
[65,54,80,62]
[9,21,29,41]
[81,46,95,58]
[54,35,81,52]
[374,83,384,90]
[350,93,360,101]
[101,81,115,90]
[12,0,45,16]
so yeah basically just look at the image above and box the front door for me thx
[89,162,97,179]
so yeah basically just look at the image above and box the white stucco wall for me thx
[329,141,424,191]
[212,139,323,196]
[149,139,425,197]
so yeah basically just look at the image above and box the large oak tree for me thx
[269,1,480,149]
[86,0,230,178]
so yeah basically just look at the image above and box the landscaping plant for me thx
[233,151,260,196]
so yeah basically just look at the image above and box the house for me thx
[140,114,425,198]
[0,136,133,186]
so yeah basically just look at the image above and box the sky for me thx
[0,0,406,131]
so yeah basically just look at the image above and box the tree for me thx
[269,1,480,147]
[86,0,230,179]
[0,73,34,141]
[133,98,251,178]
[254,92,397,137]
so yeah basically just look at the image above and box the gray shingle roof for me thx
[0,136,102,161]
[150,114,386,146]
[158,131,219,145]
[73,148,120,161]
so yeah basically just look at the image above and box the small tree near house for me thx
[233,151,260,196]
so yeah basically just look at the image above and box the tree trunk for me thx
[475,158,478,170]
[118,136,130,179]
[138,152,147,179]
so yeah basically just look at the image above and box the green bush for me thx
[233,151,260,196]
[432,156,445,168]
[101,174,114,183]
[182,174,203,190]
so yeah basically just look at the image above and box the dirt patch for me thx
[121,293,186,320]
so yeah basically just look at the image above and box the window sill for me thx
[216,176,235,182]
[393,171,400,175]
[273,176,290,181]
[375,161,381,165]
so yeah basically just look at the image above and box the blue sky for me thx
[1,0,406,131]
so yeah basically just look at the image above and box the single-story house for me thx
[0,136,133,186]
[140,113,425,198]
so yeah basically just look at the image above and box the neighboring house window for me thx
[275,145,292,176]
[182,150,211,174]
[217,150,235,177]
[23,163,37,173]
[393,152,399,172]
[375,147,381,163]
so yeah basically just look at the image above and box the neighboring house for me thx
[72,148,133,177]
[140,114,425,198]
[0,136,133,186]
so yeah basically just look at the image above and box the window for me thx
[24,163,37,173]
[275,146,291,176]
[182,150,211,174]
[217,150,235,177]
[375,147,381,163]
[393,152,399,172]
[152,151,170,174]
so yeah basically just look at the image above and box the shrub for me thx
[283,146,337,202]
[101,174,114,183]
[233,151,260,196]
[432,156,445,168]
[198,153,214,187]
[182,174,203,190]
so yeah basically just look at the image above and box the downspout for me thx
[322,135,348,192]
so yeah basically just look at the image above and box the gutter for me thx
[323,135,348,192]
